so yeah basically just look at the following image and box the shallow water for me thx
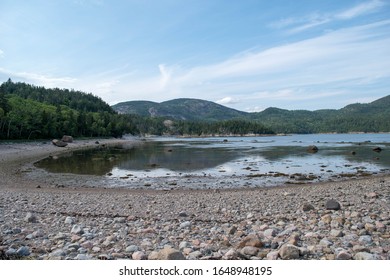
[35,134,390,187]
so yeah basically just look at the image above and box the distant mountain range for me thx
[112,95,390,133]
[112,98,248,121]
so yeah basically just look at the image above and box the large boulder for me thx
[52,139,68,147]
[61,135,74,143]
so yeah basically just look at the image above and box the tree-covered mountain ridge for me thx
[112,98,248,121]
[113,95,390,133]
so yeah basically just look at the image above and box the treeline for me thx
[251,101,390,134]
[120,117,274,136]
[172,119,274,136]
[0,80,274,140]
[0,80,137,139]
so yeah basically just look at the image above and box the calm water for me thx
[35,134,390,186]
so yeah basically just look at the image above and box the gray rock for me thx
[178,211,188,217]
[24,212,37,223]
[179,241,191,250]
[71,224,84,235]
[132,251,147,260]
[16,246,30,257]
[264,228,277,238]
[354,252,377,260]
[358,235,373,245]
[224,248,238,260]
[64,216,75,225]
[336,251,352,260]
[228,226,237,235]
[188,251,203,259]
[76,254,91,260]
[241,246,259,256]
[302,202,315,211]
[326,199,341,210]
[319,238,333,247]
[157,247,185,260]
[6,248,17,256]
[61,135,73,143]
[267,251,279,260]
[179,221,191,229]
[49,249,66,258]
[330,229,344,237]
[125,245,139,253]
[114,217,126,223]
[12,228,22,234]
[52,139,68,147]
[279,244,300,260]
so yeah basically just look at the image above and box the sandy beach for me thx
[0,138,389,260]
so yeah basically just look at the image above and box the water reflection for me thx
[35,135,390,181]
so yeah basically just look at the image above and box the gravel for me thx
[0,139,389,260]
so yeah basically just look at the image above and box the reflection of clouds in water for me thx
[35,135,390,185]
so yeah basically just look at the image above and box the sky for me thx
[0,0,389,112]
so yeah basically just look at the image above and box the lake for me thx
[35,133,390,188]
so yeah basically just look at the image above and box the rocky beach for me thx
[0,138,389,260]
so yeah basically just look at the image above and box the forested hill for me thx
[251,95,390,133]
[112,98,249,121]
[113,95,390,134]
[0,79,137,139]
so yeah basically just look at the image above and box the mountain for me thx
[251,95,390,133]
[112,98,249,121]
[112,95,390,133]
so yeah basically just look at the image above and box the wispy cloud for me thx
[0,68,76,88]
[110,20,390,110]
[336,0,385,19]
[271,0,386,33]
[0,49,4,58]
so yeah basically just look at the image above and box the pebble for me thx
[70,224,84,235]
[24,212,37,223]
[64,217,75,225]
[354,252,377,260]
[17,246,30,257]
[1,170,389,260]
[132,251,147,260]
[336,250,352,260]
[279,244,300,260]
[325,199,341,210]
[179,221,191,229]
[157,247,185,260]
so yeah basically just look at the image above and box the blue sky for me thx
[0,0,389,111]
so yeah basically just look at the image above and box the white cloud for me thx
[158,64,172,89]
[0,49,4,57]
[336,0,385,19]
[129,20,390,110]
[272,0,386,33]
[215,96,240,105]
[0,67,76,87]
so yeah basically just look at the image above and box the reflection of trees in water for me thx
[257,145,390,168]
[35,142,241,175]
[35,141,390,176]
[117,142,240,171]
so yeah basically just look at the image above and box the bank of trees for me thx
[2,79,388,140]
[0,80,137,139]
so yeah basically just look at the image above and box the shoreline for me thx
[0,138,389,260]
